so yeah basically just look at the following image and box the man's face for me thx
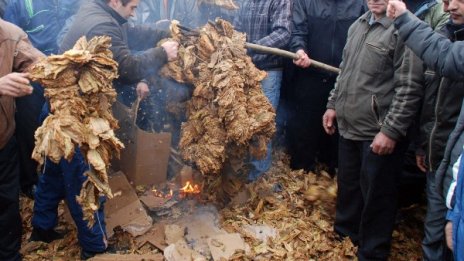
[444,0,464,25]
[367,0,389,17]
[110,0,139,19]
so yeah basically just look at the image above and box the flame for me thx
[180,181,200,196]
[152,188,173,198]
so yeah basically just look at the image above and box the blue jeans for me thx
[249,70,282,181]
[32,149,107,253]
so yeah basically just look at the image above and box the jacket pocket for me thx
[361,42,389,76]
[371,95,383,127]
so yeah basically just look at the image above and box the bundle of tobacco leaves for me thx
[162,19,275,175]
[29,36,124,225]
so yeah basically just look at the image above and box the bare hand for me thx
[161,40,179,61]
[322,109,337,135]
[415,154,427,172]
[370,132,396,155]
[445,221,453,251]
[387,0,407,19]
[136,81,150,100]
[0,72,33,97]
[293,49,311,68]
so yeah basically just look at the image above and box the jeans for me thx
[249,70,282,181]
[335,136,406,261]
[32,149,107,253]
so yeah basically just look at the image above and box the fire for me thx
[152,188,173,198]
[180,181,200,196]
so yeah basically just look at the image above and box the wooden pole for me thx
[244,43,341,74]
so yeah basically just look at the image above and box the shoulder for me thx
[0,18,27,42]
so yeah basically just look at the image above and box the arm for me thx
[254,0,291,49]
[289,0,308,52]
[394,12,464,80]
[126,25,170,51]
[88,23,168,84]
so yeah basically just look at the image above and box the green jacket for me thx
[421,1,449,31]
[327,11,424,141]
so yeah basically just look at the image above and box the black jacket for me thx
[60,0,169,86]
[289,0,366,75]
[418,24,464,172]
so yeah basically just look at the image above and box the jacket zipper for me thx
[365,42,388,53]
[428,77,445,171]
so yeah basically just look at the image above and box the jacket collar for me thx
[360,11,393,28]
[446,22,464,41]
[95,0,127,25]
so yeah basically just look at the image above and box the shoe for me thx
[80,250,101,260]
[30,227,64,243]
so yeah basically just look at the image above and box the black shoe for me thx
[30,227,64,243]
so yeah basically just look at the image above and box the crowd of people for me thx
[0,0,463,260]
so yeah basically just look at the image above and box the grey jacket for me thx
[327,11,423,141]
[60,0,169,85]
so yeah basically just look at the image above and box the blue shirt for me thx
[4,0,80,55]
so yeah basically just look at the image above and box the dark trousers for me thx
[335,136,405,261]
[287,72,338,171]
[0,138,22,261]
[422,171,453,261]
[15,88,44,191]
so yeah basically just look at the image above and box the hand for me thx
[387,0,407,19]
[415,154,427,172]
[370,132,397,155]
[0,72,33,97]
[322,109,337,135]
[445,221,453,251]
[161,40,179,61]
[293,49,311,68]
[136,81,150,100]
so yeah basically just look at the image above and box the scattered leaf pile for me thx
[162,19,276,175]
[28,36,124,225]
[220,152,423,260]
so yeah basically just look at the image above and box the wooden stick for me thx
[244,43,341,74]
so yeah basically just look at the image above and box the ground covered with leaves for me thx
[19,151,424,260]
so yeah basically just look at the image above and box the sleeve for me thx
[87,23,168,85]
[126,25,170,51]
[254,0,291,49]
[395,12,464,80]
[13,34,45,72]
[380,41,425,140]
[288,0,308,52]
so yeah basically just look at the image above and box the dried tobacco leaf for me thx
[29,36,123,226]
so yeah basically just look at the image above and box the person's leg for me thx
[15,88,44,196]
[0,138,21,261]
[62,149,107,254]
[334,137,363,244]
[249,70,282,181]
[422,170,451,261]
[31,158,65,232]
[357,141,406,261]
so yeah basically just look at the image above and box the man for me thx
[411,1,460,260]
[388,1,464,260]
[31,0,178,259]
[288,0,366,173]
[0,18,44,261]
[322,0,423,259]
[234,0,291,181]
[4,0,82,199]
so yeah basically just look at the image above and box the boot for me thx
[29,227,64,243]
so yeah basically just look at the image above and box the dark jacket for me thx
[418,24,464,172]
[327,12,424,141]
[0,18,44,149]
[289,0,366,75]
[394,11,464,80]
[4,0,80,55]
[60,0,169,86]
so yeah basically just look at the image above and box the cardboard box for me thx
[112,101,171,186]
